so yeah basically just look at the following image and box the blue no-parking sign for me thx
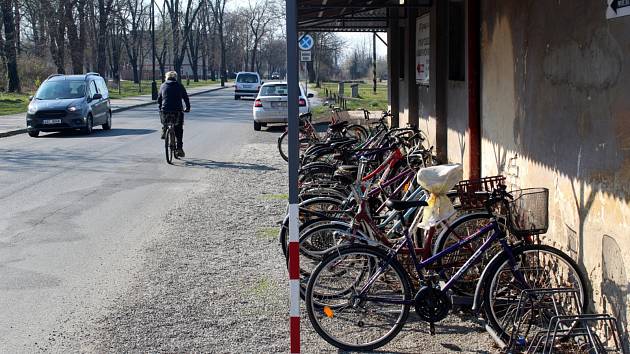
[298,34,314,51]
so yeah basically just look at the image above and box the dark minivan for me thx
[26,73,112,137]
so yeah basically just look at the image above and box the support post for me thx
[372,32,377,94]
[406,7,419,128]
[435,0,448,163]
[286,1,300,353]
[151,0,158,100]
[387,10,400,127]
[467,0,481,179]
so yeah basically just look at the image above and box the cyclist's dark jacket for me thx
[157,79,190,112]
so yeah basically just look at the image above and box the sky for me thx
[338,32,389,59]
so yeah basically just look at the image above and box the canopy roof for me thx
[297,0,432,32]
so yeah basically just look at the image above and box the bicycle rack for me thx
[500,287,627,354]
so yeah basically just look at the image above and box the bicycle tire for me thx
[278,130,313,162]
[305,244,412,351]
[278,131,289,162]
[344,124,368,142]
[165,128,175,164]
[481,244,588,343]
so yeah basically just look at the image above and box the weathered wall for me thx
[446,81,469,169]
[480,0,630,341]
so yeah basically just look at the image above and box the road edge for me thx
[0,86,227,139]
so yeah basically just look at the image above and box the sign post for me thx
[287,2,300,353]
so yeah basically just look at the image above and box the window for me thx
[35,80,86,100]
[448,0,465,81]
[96,78,109,98]
[237,73,259,83]
[88,81,98,98]
[260,84,288,96]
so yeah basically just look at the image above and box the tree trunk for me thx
[96,0,110,77]
[66,0,84,74]
[1,0,19,92]
[219,26,226,85]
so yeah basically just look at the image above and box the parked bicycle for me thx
[304,185,587,351]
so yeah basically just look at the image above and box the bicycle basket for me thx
[507,188,549,237]
[455,175,506,210]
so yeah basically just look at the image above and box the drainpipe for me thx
[467,0,481,179]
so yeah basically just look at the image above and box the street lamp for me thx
[151,0,158,100]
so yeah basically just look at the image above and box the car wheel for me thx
[82,116,93,135]
[234,95,240,100]
[28,130,39,137]
[102,111,112,130]
[254,121,261,131]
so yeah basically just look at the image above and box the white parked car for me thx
[234,72,262,100]
[252,82,312,131]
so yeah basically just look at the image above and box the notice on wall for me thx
[416,14,430,85]
[607,0,630,19]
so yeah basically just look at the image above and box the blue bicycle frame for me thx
[358,218,528,304]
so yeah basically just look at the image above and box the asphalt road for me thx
[0,89,264,351]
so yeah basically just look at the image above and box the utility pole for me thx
[151,0,158,100]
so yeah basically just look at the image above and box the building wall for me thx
[480,0,630,337]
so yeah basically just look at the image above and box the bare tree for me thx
[45,0,67,74]
[1,0,19,91]
[96,0,115,76]
[246,0,275,72]
[207,0,228,85]
[163,0,202,79]
[120,0,147,83]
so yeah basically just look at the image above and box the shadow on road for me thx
[263,126,286,133]
[40,128,156,138]
[181,158,277,171]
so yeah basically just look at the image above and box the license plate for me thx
[43,119,62,124]
[271,102,287,108]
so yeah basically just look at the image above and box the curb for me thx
[0,128,27,138]
[0,86,227,138]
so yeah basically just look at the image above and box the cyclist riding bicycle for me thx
[158,71,190,158]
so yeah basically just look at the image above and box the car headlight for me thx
[68,106,78,112]
[27,105,37,114]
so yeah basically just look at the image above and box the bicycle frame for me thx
[358,219,528,305]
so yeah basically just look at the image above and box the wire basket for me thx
[455,175,506,210]
[508,188,549,237]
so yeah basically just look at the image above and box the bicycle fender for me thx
[471,249,507,313]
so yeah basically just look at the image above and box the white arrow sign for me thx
[607,0,630,19]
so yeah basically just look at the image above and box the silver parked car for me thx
[252,82,312,131]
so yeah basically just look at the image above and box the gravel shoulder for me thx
[54,134,497,353]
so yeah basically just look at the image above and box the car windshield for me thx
[35,80,86,100]
[260,84,288,96]
[237,74,258,83]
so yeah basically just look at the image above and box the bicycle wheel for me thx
[165,128,175,164]
[345,124,368,142]
[278,130,313,162]
[305,245,412,351]
[433,213,507,296]
[278,131,289,162]
[481,244,588,343]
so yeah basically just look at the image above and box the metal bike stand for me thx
[500,287,626,354]
[527,313,626,354]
